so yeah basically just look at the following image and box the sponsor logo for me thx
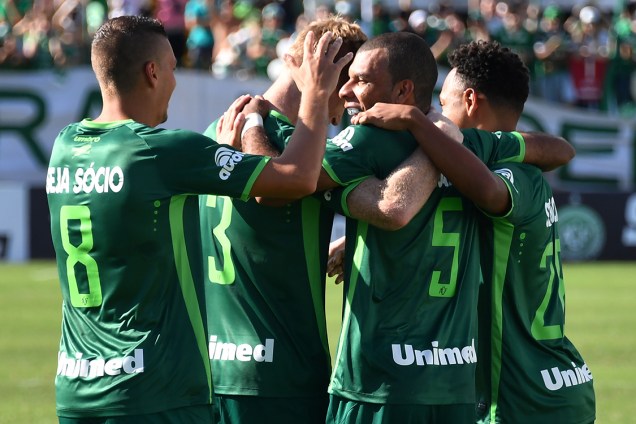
[392,339,477,366]
[545,196,559,227]
[495,168,514,184]
[46,164,124,194]
[540,362,593,391]
[437,174,452,188]
[73,136,100,143]
[209,336,274,362]
[215,147,244,180]
[57,349,144,379]
[330,127,354,152]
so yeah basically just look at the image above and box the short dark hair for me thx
[359,32,438,111]
[91,16,168,93]
[448,40,529,114]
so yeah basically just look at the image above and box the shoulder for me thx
[144,126,213,146]
[491,163,546,203]
[330,124,412,149]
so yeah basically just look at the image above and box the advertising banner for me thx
[1,69,634,260]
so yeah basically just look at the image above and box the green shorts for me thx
[326,394,475,424]
[58,404,214,424]
[215,393,328,424]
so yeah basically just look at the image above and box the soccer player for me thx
[316,32,579,424]
[298,31,526,424]
[350,41,596,423]
[46,15,351,423]
[199,16,367,424]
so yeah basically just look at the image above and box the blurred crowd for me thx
[2,0,636,115]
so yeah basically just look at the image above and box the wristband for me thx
[241,113,264,139]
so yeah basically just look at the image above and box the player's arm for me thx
[219,95,289,205]
[248,31,352,199]
[519,132,575,171]
[327,235,346,284]
[241,96,281,157]
[353,103,510,215]
[344,148,435,230]
[344,110,460,230]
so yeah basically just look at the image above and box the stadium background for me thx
[1,0,635,423]
[1,68,635,262]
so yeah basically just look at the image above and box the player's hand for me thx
[217,94,251,149]
[327,236,346,285]
[242,95,272,118]
[350,103,420,131]
[284,30,353,97]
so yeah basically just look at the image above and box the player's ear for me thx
[144,60,159,88]
[463,87,480,117]
[394,79,415,103]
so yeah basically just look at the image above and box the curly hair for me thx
[448,40,529,114]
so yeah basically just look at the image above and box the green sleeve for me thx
[203,120,218,139]
[322,125,417,186]
[315,179,365,216]
[462,128,526,165]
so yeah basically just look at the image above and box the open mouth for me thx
[346,107,361,116]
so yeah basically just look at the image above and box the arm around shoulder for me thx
[521,132,575,171]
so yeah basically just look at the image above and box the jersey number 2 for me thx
[60,205,103,307]
[531,239,565,340]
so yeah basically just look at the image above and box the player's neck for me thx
[95,94,158,127]
[263,75,302,123]
[475,111,517,133]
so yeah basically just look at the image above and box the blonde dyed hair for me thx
[286,15,367,64]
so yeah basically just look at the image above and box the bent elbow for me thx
[389,214,411,230]
[564,141,576,161]
[379,208,416,231]
[286,179,317,199]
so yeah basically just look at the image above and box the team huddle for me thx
[46,13,596,424]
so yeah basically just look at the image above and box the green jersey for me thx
[324,127,525,405]
[47,119,268,418]
[200,111,334,397]
[476,162,595,423]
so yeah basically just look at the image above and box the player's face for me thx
[338,48,397,114]
[439,68,470,129]
[156,39,177,124]
[327,67,352,126]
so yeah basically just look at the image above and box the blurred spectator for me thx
[334,0,356,22]
[247,2,288,77]
[212,0,254,78]
[370,1,391,37]
[1,0,635,117]
[184,0,213,70]
[533,5,575,104]
[606,2,636,114]
[566,5,610,110]
[154,0,187,66]
[408,9,439,46]
[492,4,536,76]
[108,0,151,18]
[11,8,55,69]
[433,9,471,65]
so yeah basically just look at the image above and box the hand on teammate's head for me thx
[284,31,353,96]
[243,95,272,118]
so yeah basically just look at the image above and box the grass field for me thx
[1,261,634,423]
